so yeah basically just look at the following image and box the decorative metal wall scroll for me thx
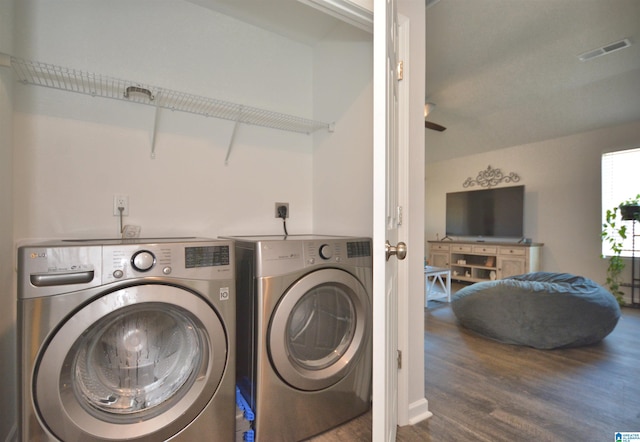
[463,165,520,188]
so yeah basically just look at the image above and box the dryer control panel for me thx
[305,239,371,265]
[253,237,372,277]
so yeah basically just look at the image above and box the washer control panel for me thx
[18,239,234,299]
[132,250,156,272]
[318,243,333,260]
[104,241,232,282]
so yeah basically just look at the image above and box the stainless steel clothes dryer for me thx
[227,235,372,442]
[18,238,236,442]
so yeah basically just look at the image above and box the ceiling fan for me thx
[424,102,447,132]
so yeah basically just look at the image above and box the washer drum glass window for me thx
[35,284,227,441]
[70,303,202,421]
[269,269,370,391]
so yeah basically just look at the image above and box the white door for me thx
[373,0,402,441]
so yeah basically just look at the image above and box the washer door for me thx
[269,268,370,391]
[35,284,227,442]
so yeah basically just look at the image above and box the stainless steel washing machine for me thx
[17,237,236,442]
[226,235,372,442]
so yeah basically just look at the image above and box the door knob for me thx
[385,241,407,261]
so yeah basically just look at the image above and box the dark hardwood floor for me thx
[310,298,640,441]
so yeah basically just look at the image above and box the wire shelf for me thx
[10,56,331,135]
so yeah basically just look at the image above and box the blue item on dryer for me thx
[235,386,255,442]
[236,386,255,421]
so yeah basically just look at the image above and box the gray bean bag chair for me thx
[451,272,621,349]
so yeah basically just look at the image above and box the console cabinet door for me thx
[430,252,449,268]
[498,256,526,279]
[429,244,450,268]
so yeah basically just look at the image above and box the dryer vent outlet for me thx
[275,203,289,219]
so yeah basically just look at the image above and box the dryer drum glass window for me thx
[63,303,206,423]
[287,283,356,370]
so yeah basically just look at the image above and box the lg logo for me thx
[30,252,46,259]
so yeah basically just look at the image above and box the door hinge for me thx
[397,60,403,81]
[397,349,402,369]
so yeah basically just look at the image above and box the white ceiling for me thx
[186,0,640,163]
[186,0,343,45]
[425,0,640,162]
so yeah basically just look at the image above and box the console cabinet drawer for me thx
[451,245,472,253]
[431,243,450,252]
[473,245,497,254]
[500,247,526,256]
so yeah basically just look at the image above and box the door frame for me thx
[372,0,399,440]
[395,12,411,427]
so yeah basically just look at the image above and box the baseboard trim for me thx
[406,398,432,426]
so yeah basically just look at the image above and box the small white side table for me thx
[424,265,451,305]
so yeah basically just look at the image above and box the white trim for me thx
[396,13,411,427]
[407,398,432,425]
[371,0,389,438]
[297,0,373,32]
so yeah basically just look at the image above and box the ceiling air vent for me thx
[578,38,632,61]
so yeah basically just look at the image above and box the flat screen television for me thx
[445,185,524,238]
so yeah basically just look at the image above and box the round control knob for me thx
[132,250,155,272]
[319,244,333,260]
[113,269,124,279]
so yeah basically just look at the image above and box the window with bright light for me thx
[602,147,640,257]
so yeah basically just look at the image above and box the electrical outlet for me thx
[275,202,289,218]
[113,194,129,216]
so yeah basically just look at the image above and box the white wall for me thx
[426,120,640,303]
[312,23,373,236]
[13,1,318,241]
[0,0,15,440]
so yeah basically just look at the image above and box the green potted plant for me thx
[601,193,640,304]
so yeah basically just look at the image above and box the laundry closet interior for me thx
[12,0,374,242]
[5,0,376,440]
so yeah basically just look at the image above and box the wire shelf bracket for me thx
[7,55,334,161]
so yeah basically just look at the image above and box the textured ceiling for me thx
[425,0,640,162]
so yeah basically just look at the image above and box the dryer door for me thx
[269,268,370,391]
[35,284,227,442]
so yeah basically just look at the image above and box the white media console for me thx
[427,240,542,283]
